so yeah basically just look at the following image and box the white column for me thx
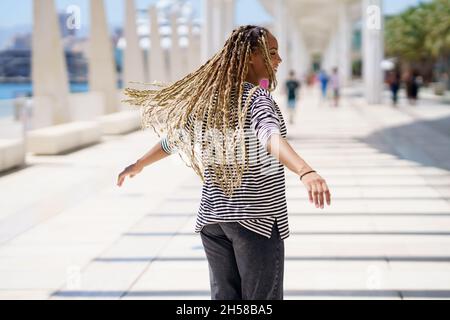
[323,32,338,73]
[222,0,235,43]
[330,32,339,71]
[211,0,223,53]
[362,0,384,104]
[324,30,339,73]
[288,16,310,81]
[274,0,288,84]
[123,0,145,87]
[148,6,166,83]
[201,0,214,63]
[303,35,311,78]
[32,0,70,125]
[89,0,118,114]
[338,1,352,87]
[294,26,310,81]
[169,13,183,82]
[290,25,298,76]
[201,0,232,60]
[322,41,330,71]
[188,22,201,73]
[321,45,328,71]
[286,13,294,77]
[216,0,225,47]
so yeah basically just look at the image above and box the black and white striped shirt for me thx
[161,81,289,240]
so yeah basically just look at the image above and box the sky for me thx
[0,0,434,50]
[0,0,271,29]
[0,0,432,29]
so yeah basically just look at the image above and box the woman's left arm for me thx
[267,134,331,209]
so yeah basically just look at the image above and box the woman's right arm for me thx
[117,139,173,187]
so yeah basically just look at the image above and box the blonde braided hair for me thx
[122,25,277,197]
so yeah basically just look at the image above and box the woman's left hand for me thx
[300,172,331,209]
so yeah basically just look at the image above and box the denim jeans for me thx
[200,221,284,300]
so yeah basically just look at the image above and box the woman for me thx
[117,25,331,300]
[405,70,420,106]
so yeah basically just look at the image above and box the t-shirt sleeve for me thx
[160,135,178,154]
[250,90,282,150]
[160,113,195,155]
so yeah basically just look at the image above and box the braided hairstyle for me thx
[123,25,277,196]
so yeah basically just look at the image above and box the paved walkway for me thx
[0,85,449,300]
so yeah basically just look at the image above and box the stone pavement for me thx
[0,85,449,300]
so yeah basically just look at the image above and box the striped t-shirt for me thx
[160,81,289,240]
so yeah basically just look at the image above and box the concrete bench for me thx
[26,121,102,155]
[443,91,450,104]
[0,139,25,172]
[98,110,141,135]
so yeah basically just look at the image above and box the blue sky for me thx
[0,0,434,50]
[0,0,271,29]
[0,0,432,29]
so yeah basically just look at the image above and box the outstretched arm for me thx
[117,140,172,187]
[267,134,331,209]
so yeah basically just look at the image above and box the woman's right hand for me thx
[117,161,144,187]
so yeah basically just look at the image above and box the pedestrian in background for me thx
[285,70,301,124]
[330,67,340,107]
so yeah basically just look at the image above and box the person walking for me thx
[118,25,331,300]
[387,69,401,106]
[329,67,340,107]
[405,70,420,106]
[285,70,301,124]
[318,69,329,100]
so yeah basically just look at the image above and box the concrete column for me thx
[123,0,145,87]
[169,13,183,82]
[322,41,329,71]
[328,32,339,72]
[32,0,70,125]
[147,6,166,83]
[201,0,214,63]
[362,0,384,104]
[274,0,288,84]
[322,32,337,73]
[89,0,118,114]
[288,15,310,81]
[286,13,294,77]
[302,34,311,78]
[222,0,235,43]
[293,26,310,81]
[203,0,234,59]
[187,22,201,73]
[338,1,352,87]
[211,0,222,53]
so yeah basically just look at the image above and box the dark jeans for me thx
[200,221,284,300]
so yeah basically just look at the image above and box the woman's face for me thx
[249,32,282,80]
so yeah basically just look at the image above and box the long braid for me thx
[123,25,277,196]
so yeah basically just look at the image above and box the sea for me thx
[0,82,89,118]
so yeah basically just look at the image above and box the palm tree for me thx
[385,0,450,83]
